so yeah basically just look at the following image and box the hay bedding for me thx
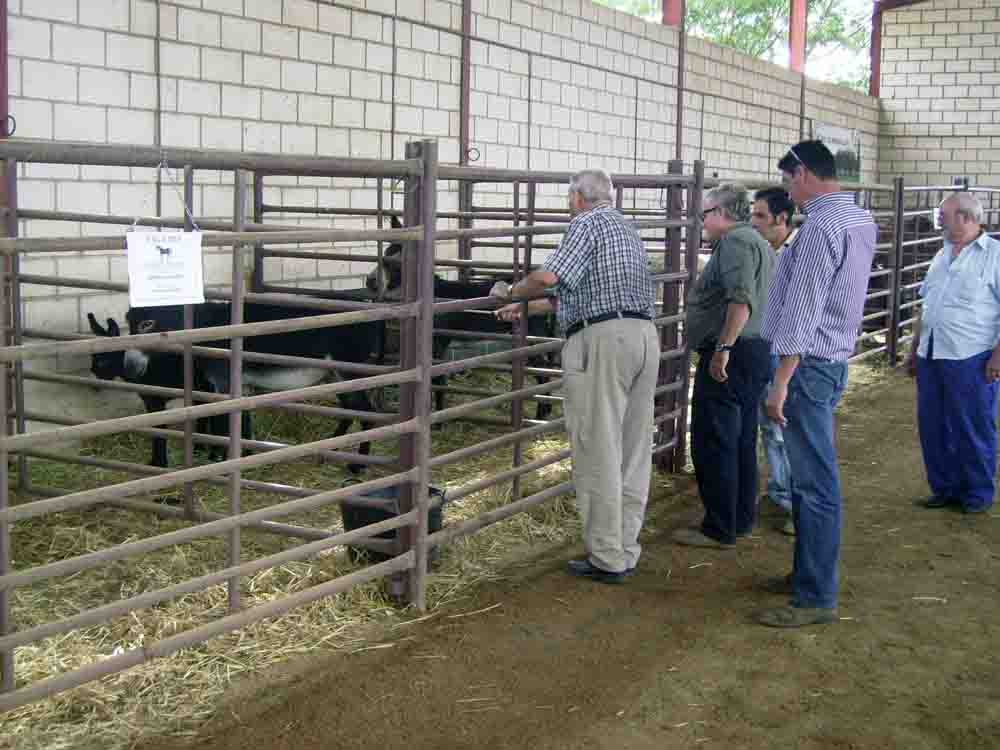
[1,370,576,750]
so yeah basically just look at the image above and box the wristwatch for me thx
[714,342,734,353]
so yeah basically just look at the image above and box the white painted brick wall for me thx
[8,0,876,344]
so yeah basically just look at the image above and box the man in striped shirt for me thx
[757,140,877,628]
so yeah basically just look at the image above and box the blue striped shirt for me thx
[542,205,656,333]
[761,192,877,361]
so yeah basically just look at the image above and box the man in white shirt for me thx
[904,192,1000,514]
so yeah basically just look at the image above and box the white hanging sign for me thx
[126,231,205,307]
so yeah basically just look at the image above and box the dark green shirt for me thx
[685,223,775,351]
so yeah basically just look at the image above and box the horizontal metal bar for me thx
[427,480,574,548]
[0,508,412,655]
[21,448,323,499]
[901,260,933,273]
[26,370,400,427]
[0,468,416,590]
[6,367,414,453]
[438,165,696,186]
[0,415,419,524]
[900,236,941,248]
[435,219,689,242]
[849,344,887,363]
[651,437,679,456]
[0,138,423,177]
[0,225,423,255]
[0,550,414,714]
[1,303,418,362]
[16,209,302,233]
[430,378,563,425]
[444,448,572,504]
[429,340,562,379]
[430,417,566,468]
[22,409,395,468]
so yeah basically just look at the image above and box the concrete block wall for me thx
[878,0,1000,186]
[8,0,881,335]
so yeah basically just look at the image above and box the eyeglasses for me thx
[701,206,719,219]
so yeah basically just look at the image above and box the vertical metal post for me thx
[458,181,473,283]
[510,182,524,500]
[251,172,264,293]
[0,158,15,692]
[374,177,387,364]
[227,170,247,613]
[658,160,684,472]
[181,166,196,518]
[886,176,905,365]
[674,0,686,162]
[6,160,25,493]
[676,161,704,472]
[399,141,436,610]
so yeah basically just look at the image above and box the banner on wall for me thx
[814,122,861,183]
[126,231,205,307]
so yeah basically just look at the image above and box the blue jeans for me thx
[760,357,791,511]
[917,350,998,510]
[784,357,848,610]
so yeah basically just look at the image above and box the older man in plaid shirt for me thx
[496,169,660,584]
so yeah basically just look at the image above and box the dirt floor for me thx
[136,368,1000,750]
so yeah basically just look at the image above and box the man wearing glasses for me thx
[758,140,877,628]
[674,184,774,550]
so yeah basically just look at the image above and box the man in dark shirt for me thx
[675,184,775,550]
[496,169,660,584]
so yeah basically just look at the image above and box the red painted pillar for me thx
[662,0,684,27]
[789,0,807,73]
[869,4,883,96]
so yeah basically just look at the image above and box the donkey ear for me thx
[87,313,107,336]
[107,318,120,337]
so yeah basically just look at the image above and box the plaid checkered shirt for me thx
[542,205,656,333]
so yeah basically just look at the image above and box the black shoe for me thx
[920,495,957,509]
[567,559,627,584]
[760,573,793,596]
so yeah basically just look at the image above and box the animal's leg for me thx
[141,396,169,467]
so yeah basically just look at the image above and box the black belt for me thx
[565,311,651,339]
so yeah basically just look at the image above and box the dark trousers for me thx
[917,349,998,510]
[691,337,773,544]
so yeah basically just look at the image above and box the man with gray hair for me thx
[674,183,775,549]
[496,168,660,584]
[905,191,1000,514]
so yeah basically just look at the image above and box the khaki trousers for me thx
[562,318,660,573]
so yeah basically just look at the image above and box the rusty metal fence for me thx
[0,138,704,712]
[0,136,994,714]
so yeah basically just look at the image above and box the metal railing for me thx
[0,138,705,712]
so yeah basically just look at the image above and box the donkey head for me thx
[87,313,127,382]
[365,215,405,298]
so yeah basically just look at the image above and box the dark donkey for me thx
[366,219,557,420]
[88,300,385,473]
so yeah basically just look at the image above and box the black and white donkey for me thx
[88,300,385,473]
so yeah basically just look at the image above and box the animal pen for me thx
[0,137,997,717]
[0,138,704,713]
